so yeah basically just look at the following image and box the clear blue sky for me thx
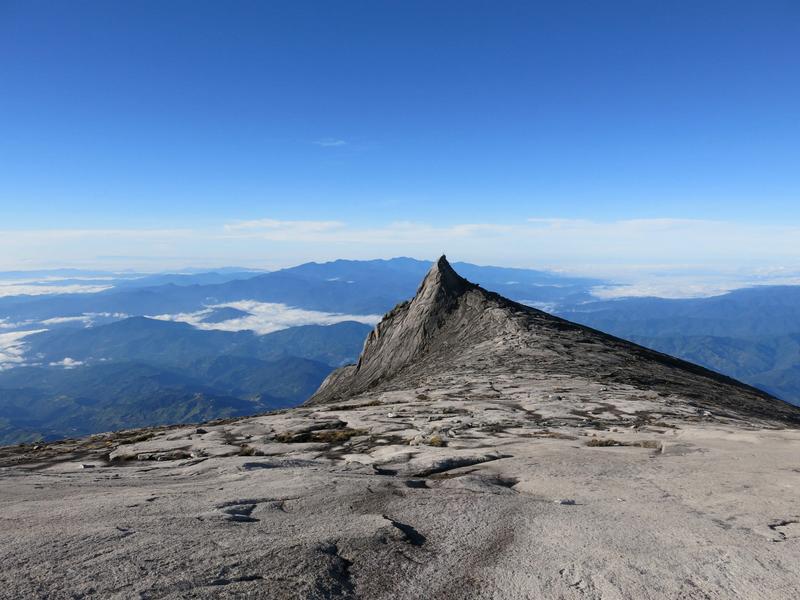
[0,1,799,273]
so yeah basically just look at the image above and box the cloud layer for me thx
[0,282,113,298]
[151,301,381,335]
[312,138,347,147]
[0,330,46,369]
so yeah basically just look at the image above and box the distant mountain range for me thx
[0,319,371,443]
[0,257,601,323]
[2,257,800,444]
[27,316,371,369]
[557,286,800,406]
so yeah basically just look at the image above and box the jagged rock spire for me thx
[355,256,476,374]
[308,256,794,425]
[416,255,474,300]
[308,256,486,404]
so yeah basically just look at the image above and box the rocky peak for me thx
[416,255,475,301]
[308,256,501,404]
[307,257,799,425]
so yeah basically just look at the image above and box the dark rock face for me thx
[310,256,482,402]
[309,256,800,425]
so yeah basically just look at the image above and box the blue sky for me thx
[1,1,799,274]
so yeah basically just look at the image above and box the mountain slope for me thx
[558,289,800,405]
[560,286,800,338]
[310,257,797,425]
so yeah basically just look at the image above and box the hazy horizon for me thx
[2,253,800,301]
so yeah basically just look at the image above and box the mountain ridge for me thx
[310,256,797,425]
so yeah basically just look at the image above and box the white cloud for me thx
[590,273,800,300]
[40,316,93,325]
[591,281,741,300]
[38,312,129,327]
[212,217,800,265]
[0,313,128,335]
[87,312,129,319]
[218,219,517,245]
[49,357,84,368]
[0,283,113,298]
[223,219,346,240]
[0,318,36,331]
[519,300,558,312]
[312,138,347,147]
[0,330,46,370]
[150,301,381,335]
[1,275,118,283]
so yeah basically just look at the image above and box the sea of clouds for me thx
[151,300,381,335]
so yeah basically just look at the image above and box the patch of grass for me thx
[441,406,469,415]
[524,430,578,440]
[117,432,156,445]
[274,431,303,443]
[328,400,382,411]
[633,440,662,449]
[586,438,626,447]
[480,423,507,434]
[109,452,137,461]
[486,475,519,488]
[274,428,366,444]
[311,428,366,443]
[586,438,661,449]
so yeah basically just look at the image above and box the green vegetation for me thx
[0,359,326,445]
[0,318,374,445]
[117,432,156,445]
[237,444,264,456]
[586,438,661,448]
[274,427,366,444]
